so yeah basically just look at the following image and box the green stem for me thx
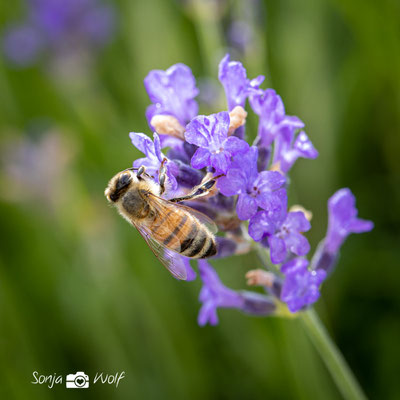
[255,243,366,400]
[299,309,367,400]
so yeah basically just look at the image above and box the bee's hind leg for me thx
[169,173,224,203]
[158,158,168,195]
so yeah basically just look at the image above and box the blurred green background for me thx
[0,0,399,399]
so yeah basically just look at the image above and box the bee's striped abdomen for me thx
[150,211,217,259]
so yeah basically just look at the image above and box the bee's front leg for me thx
[169,173,224,203]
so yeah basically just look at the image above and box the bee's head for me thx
[105,169,135,203]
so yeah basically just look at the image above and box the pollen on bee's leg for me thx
[289,204,313,221]
[228,106,247,135]
[151,115,185,140]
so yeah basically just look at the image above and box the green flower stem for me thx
[299,309,367,400]
[255,243,366,400]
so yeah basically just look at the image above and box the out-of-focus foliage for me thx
[0,0,399,399]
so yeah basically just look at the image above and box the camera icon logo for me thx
[66,372,89,389]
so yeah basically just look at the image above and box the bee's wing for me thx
[132,220,188,280]
[147,192,218,234]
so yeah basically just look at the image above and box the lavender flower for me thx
[273,130,319,173]
[250,89,304,147]
[280,258,326,312]
[145,63,199,128]
[325,188,374,254]
[218,53,264,111]
[185,111,249,174]
[257,213,310,264]
[129,132,179,191]
[218,146,286,220]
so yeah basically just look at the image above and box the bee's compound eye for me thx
[118,173,131,188]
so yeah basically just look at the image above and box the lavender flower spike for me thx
[145,63,199,128]
[185,111,249,174]
[325,188,374,254]
[281,258,326,313]
[218,54,264,111]
[129,132,179,190]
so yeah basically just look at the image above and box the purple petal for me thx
[285,233,311,256]
[153,133,163,163]
[348,218,374,233]
[185,112,230,150]
[248,211,275,241]
[144,63,198,126]
[255,170,286,192]
[325,188,373,253]
[223,136,249,155]
[236,193,258,220]
[129,132,155,157]
[280,258,326,312]
[294,131,319,159]
[191,147,211,170]
[218,53,263,110]
[217,169,247,196]
[268,236,287,264]
[198,301,218,326]
[257,189,288,223]
[285,211,311,233]
[210,151,231,174]
[230,146,259,183]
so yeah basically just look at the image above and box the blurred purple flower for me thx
[145,63,199,128]
[2,24,43,67]
[325,188,374,254]
[250,89,304,147]
[280,258,326,313]
[198,260,244,326]
[218,146,286,220]
[273,130,318,173]
[218,54,264,111]
[130,132,179,191]
[2,0,116,68]
[185,111,249,174]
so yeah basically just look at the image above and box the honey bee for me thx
[105,160,220,280]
